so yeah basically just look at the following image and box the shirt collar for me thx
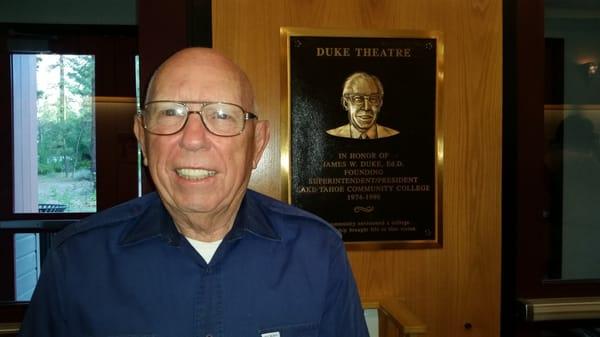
[119,193,181,246]
[224,190,281,242]
[120,190,280,247]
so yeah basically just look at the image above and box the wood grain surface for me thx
[213,1,502,336]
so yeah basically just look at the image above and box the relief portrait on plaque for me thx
[326,72,399,140]
[280,27,444,248]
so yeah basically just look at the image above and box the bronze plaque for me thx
[280,27,444,248]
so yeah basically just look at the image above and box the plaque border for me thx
[279,26,444,249]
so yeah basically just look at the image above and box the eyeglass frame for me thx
[137,100,258,137]
[342,93,383,106]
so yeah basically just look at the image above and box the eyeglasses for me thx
[138,101,258,136]
[343,94,383,106]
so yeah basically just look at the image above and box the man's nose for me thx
[179,112,210,150]
[362,97,371,109]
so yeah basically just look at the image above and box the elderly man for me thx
[326,72,399,139]
[19,48,369,336]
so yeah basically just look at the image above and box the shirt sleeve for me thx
[319,239,370,337]
[18,248,67,337]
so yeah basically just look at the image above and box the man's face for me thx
[134,52,269,220]
[343,77,382,132]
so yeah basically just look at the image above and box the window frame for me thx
[0,23,139,322]
[503,0,600,335]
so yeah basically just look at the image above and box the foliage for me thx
[36,55,95,177]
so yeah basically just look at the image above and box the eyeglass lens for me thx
[143,102,247,136]
[347,94,381,105]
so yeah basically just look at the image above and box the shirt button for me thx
[206,334,213,337]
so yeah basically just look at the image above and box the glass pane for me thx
[544,1,600,280]
[12,54,97,213]
[135,54,143,197]
[13,233,41,301]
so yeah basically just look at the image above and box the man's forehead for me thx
[157,59,237,84]
[149,65,243,100]
[154,72,240,91]
[149,83,241,105]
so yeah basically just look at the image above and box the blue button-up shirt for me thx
[19,190,369,337]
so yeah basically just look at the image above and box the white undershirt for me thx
[185,237,223,263]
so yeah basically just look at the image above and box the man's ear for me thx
[251,120,270,169]
[133,116,148,166]
[341,96,349,110]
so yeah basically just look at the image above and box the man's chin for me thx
[175,201,219,214]
[354,123,374,131]
[162,194,220,215]
[353,119,374,128]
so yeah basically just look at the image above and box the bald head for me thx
[146,48,255,112]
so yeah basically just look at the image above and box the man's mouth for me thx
[176,168,217,181]
[356,113,373,121]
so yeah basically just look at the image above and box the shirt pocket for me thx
[259,322,318,337]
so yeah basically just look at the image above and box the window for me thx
[1,24,139,313]
[543,15,600,281]
[503,1,600,335]
[13,53,97,214]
